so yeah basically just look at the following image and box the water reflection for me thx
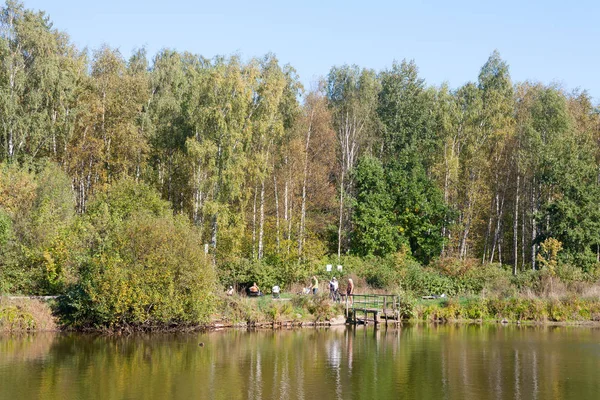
[1,325,600,400]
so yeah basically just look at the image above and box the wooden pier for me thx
[340,293,401,326]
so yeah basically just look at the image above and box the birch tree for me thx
[327,65,379,258]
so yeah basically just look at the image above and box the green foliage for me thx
[461,297,488,319]
[86,178,170,223]
[57,182,216,329]
[351,156,400,257]
[407,295,600,323]
[386,153,449,263]
[0,208,12,246]
[291,293,341,322]
[0,162,75,294]
[402,264,456,296]
[453,264,513,295]
[0,305,35,331]
[395,293,416,319]
[218,258,309,292]
[536,237,562,275]
[351,152,449,263]
[378,60,439,163]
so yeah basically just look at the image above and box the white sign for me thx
[326,264,332,272]
[337,265,343,271]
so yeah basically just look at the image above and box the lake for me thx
[1,324,599,399]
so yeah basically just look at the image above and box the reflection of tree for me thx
[0,332,55,365]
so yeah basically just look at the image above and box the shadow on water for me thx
[1,324,600,400]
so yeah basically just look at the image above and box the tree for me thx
[378,60,438,165]
[351,155,399,256]
[327,65,379,258]
[0,1,82,164]
[57,180,216,329]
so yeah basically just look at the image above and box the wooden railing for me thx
[340,293,400,324]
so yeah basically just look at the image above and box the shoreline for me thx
[4,295,600,333]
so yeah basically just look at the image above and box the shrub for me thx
[547,299,568,322]
[402,264,456,296]
[396,293,417,319]
[461,297,488,320]
[455,264,512,296]
[555,263,585,284]
[290,294,342,322]
[57,183,216,330]
[511,269,542,292]
[0,306,36,331]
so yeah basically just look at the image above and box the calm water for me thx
[1,324,600,400]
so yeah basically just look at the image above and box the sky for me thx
[25,0,600,101]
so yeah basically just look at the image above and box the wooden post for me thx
[383,296,387,316]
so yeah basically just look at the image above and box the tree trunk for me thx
[513,174,520,275]
[252,185,258,259]
[284,179,288,240]
[337,168,345,259]
[210,213,218,264]
[287,185,293,255]
[258,180,265,260]
[484,197,495,263]
[441,141,450,256]
[531,178,537,270]
[491,185,507,264]
[298,117,312,258]
[274,175,280,253]
[193,161,203,226]
[522,200,526,269]
[460,185,473,260]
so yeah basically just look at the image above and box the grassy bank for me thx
[0,297,57,332]
[4,293,600,332]
[214,293,346,327]
[405,296,600,323]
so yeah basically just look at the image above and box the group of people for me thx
[227,276,355,301]
[309,275,354,303]
[227,283,280,298]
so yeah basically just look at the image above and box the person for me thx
[311,275,319,295]
[329,278,335,299]
[272,285,280,299]
[329,277,339,301]
[346,278,354,305]
[332,277,339,302]
[249,282,261,296]
[226,286,234,296]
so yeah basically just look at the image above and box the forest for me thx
[1,1,599,328]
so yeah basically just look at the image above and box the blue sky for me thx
[27,0,599,101]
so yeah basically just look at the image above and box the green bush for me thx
[57,182,217,330]
[510,269,541,292]
[555,263,585,283]
[547,299,568,322]
[290,294,342,322]
[402,264,456,296]
[0,162,76,295]
[0,306,36,331]
[461,297,488,320]
[455,264,513,295]
[396,294,417,319]
[217,294,258,323]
